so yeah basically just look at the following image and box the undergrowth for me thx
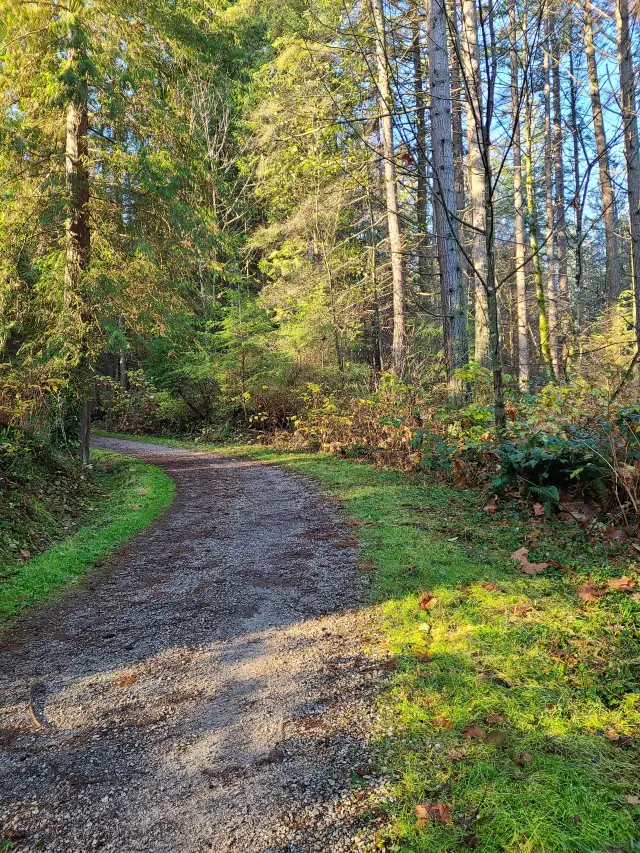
[98,431,640,852]
[0,450,174,626]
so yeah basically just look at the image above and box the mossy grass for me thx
[0,450,174,627]
[94,432,640,852]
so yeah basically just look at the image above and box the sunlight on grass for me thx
[0,451,174,626]
[96,433,640,851]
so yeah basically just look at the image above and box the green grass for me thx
[0,450,174,626]
[93,432,640,852]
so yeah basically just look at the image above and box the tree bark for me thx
[616,0,640,353]
[428,0,469,400]
[543,22,560,375]
[508,0,529,391]
[411,17,429,293]
[64,32,91,465]
[460,0,489,368]
[371,0,406,374]
[584,3,621,304]
[525,73,555,377]
[551,15,569,373]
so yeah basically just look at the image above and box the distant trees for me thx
[2,0,640,441]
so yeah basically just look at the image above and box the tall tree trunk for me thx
[525,75,555,377]
[428,0,469,400]
[460,0,489,368]
[616,0,640,353]
[371,0,406,374]
[551,15,569,374]
[447,0,470,286]
[509,0,529,391]
[568,39,583,353]
[584,3,621,304]
[64,32,91,465]
[543,23,560,375]
[411,17,429,293]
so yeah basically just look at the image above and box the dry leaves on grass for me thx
[485,712,505,724]
[462,726,485,739]
[414,801,453,824]
[510,546,549,575]
[512,751,532,766]
[579,575,637,602]
[430,716,452,730]
[484,496,498,515]
[419,591,439,609]
[19,549,30,561]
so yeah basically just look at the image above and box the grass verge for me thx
[0,450,174,627]
[94,431,640,852]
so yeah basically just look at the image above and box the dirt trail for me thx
[0,438,382,853]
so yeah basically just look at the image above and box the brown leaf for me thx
[484,497,498,515]
[430,716,452,730]
[578,582,606,602]
[414,801,453,824]
[606,576,637,593]
[414,652,433,662]
[419,591,439,610]
[485,713,505,724]
[380,658,398,670]
[532,502,545,517]
[358,560,375,573]
[513,600,533,616]
[463,726,486,739]
[485,730,508,747]
[513,751,532,766]
[19,549,31,561]
[510,547,549,575]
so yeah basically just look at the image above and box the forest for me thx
[1,0,640,850]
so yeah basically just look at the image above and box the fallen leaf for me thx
[484,497,498,515]
[358,560,375,573]
[430,716,452,730]
[578,582,606,602]
[604,728,620,741]
[19,549,31,561]
[485,730,508,747]
[463,726,485,739]
[414,801,453,824]
[510,547,549,575]
[419,591,438,610]
[137,487,149,496]
[414,651,433,662]
[513,600,532,616]
[624,795,640,805]
[606,576,636,593]
[512,751,532,766]
[485,713,505,724]
[380,658,398,670]
[532,502,545,517]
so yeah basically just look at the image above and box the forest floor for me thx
[0,437,387,853]
[1,435,639,853]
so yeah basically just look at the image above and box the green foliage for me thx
[0,449,173,625]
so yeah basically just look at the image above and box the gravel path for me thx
[0,438,385,852]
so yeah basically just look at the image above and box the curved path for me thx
[0,438,379,853]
